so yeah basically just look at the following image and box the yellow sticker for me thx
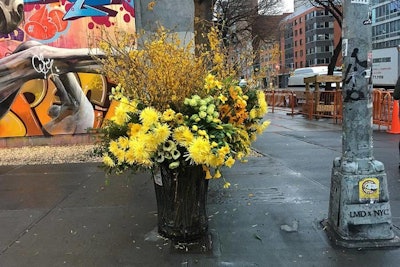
[359,178,379,201]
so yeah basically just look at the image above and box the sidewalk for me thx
[1,109,400,267]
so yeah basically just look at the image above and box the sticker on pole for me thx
[359,178,379,202]
[351,0,369,4]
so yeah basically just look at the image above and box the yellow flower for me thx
[203,166,212,179]
[113,148,125,164]
[153,123,171,142]
[257,91,268,115]
[125,148,137,165]
[120,97,138,113]
[109,140,119,155]
[204,74,215,89]
[117,136,129,150]
[173,126,194,147]
[103,153,115,167]
[175,113,184,124]
[218,94,228,103]
[214,169,222,179]
[215,80,223,89]
[162,109,175,122]
[225,156,235,167]
[187,137,211,164]
[249,109,257,119]
[140,107,159,127]
[129,137,151,165]
[223,182,231,189]
[209,154,224,168]
[128,123,142,137]
[112,104,129,125]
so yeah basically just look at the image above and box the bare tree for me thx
[194,0,283,77]
[212,0,282,47]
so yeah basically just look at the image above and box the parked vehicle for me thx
[372,47,399,89]
[288,66,341,87]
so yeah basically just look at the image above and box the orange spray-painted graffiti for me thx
[0,0,135,137]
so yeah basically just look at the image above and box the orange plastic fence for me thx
[372,89,392,130]
[265,89,394,130]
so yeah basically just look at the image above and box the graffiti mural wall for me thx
[0,0,135,137]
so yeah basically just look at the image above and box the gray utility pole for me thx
[323,0,400,248]
[135,0,194,44]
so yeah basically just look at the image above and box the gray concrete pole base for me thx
[324,157,400,248]
[321,219,400,249]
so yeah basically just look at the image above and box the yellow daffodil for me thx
[223,182,231,189]
[214,169,222,179]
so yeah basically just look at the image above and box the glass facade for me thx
[372,0,400,49]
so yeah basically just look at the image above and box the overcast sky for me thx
[282,0,294,12]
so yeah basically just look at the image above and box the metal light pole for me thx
[323,0,400,248]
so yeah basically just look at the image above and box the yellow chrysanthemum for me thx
[187,137,211,164]
[173,126,194,147]
[103,153,116,167]
[117,136,129,150]
[109,140,119,155]
[153,123,171,143]
[128,123,142,137]
[125,148,137,165]
[142,134,161,152]
[249,109,257,119]
[129,137,151,165]
[113,148,125,164]
[209,154,224,168]
[140,107,159,127]
[111,104,129,125]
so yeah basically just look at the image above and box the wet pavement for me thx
[1,109,400,266]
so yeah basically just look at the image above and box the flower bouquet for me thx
[93,26,270,241]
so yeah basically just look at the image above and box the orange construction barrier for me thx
[388,100,400,134]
